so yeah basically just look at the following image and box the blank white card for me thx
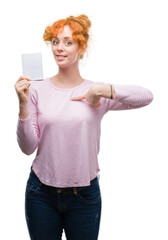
[22,53,43,81]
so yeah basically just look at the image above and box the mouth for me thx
[56,55,67,57]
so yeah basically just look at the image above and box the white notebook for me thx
[21,53,43,81]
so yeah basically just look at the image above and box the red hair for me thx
[43,15,91,59]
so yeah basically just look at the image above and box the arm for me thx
[95,83,153,111]
[19,103,30,120]
[16,85,40,155]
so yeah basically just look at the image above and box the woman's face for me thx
[51,25,82,68]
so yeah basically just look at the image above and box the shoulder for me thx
[84,79,105,87]
[86,79,111,85]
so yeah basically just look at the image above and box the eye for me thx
[66,41,72,46]
[52,40,58,45]
[51,40,72,46]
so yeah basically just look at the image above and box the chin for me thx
[56,60,78,69]
[56,63,70,69]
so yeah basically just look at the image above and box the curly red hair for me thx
[43,14,91,59]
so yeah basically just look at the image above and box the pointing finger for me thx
[71,95,85,101]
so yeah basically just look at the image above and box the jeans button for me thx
[73,188,77,195]
[57,189,61,193]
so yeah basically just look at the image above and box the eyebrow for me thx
[65,36,72,39]
[52,36,72,40]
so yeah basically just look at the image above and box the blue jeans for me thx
[25,168,102,240]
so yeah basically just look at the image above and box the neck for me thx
[55,61,84,86]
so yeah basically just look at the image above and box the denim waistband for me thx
[30,167,99,193]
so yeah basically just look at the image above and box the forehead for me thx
[57,25,73,38]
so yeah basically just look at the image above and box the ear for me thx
[79,44,87,56]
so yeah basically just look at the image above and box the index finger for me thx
[17,76,32,82]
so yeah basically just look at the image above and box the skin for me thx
[14,25,103,117]
[50,25,102,107]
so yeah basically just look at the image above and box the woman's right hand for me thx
[14,76,32,104]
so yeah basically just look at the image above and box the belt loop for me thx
[73,187,77,195]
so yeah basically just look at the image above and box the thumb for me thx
[71,95,86,101]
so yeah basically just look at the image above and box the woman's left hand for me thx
[71,85,101,108]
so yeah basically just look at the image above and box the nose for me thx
[57,42,63,52]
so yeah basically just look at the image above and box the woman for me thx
[14,14,153,240]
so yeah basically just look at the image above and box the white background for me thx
[0,0,167,239]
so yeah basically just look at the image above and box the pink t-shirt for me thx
[16,78,153,187]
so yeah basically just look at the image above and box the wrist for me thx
[19,103,30,120]
[19,101,28,108]
[94,84,115,99]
